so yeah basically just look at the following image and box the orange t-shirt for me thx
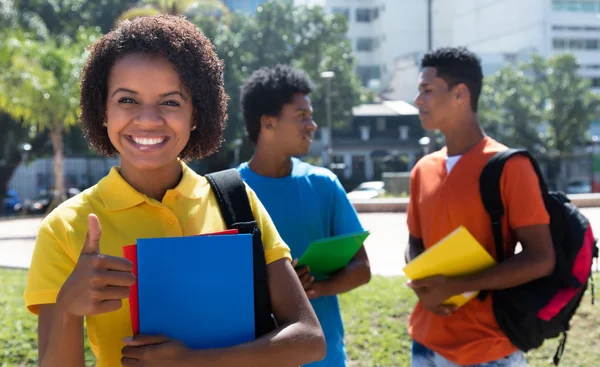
[406,136,550,365]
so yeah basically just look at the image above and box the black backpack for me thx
[478,149,598,366]
[205,168,277,338]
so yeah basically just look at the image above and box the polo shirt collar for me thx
[98,161,205,211]
[174,161,206,199]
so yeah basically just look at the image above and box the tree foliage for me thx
[481,53,600,156]
[191,1,364,169]
[0,27,100,203]
[479,53,600,187]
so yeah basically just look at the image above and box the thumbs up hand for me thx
[56,214,136,317]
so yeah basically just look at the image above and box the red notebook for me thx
[122,229,239,335]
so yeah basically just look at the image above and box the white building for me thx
[380,49,532,102]
[383,0,600,101]
[454,0,600,86]
[295,0,454,88]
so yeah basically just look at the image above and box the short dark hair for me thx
[421,47,483,112]
[240,65,314,144]
[80,15,228,159]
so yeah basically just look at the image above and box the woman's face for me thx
[105,53,194,172]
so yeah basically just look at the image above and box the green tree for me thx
[0,28,99,207]
[11,0,138,36]
[242,1,362,131]
[480,53,600,188]
[191,1,364,170]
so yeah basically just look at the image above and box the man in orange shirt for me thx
[405,47,556,366]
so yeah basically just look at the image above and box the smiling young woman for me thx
[24,15,325,367]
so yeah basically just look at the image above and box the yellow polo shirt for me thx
[24,162,291,367]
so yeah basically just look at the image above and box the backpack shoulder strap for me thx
[479,148,548,262]
[205,168,255,227]
[205,168,276,337]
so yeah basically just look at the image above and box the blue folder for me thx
[136,234,255,349]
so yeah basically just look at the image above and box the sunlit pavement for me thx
[2,209,600,276]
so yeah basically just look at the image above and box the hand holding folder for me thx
[296,230,370,276]
[122,229,239,336]
[122,228,256,349]
[403,226,496,308]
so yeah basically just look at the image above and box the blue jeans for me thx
[411,341,527,367]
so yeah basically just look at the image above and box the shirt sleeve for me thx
[501,155,550,229]
[245,185,292,264]
[331,176,365,236]
[24,210,78,315]
[406,165,422,239]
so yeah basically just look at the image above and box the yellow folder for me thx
[403,226,496,308]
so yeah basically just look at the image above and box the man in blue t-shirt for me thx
[238,65,372,367]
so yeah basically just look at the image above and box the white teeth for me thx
[131,137,166,146]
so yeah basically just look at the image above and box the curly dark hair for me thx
[421,47,483,112]
[240,64,314,144]
[79,15,228,159]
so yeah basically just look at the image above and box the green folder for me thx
[297,230,370,275]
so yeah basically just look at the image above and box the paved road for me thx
[2,209,600,276]
[0,213,408,275]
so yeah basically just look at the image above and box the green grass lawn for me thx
[1,268,598,366]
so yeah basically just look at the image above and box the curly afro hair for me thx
[240,64,314,144]
[79,15,228,159]
[421,47,483,112]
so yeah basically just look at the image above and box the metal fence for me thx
[8,156,120,202]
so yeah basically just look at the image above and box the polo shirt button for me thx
[168,218,176,225]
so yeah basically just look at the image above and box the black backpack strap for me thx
[205,168,276,338]
[205,168,255,226]
[479,149,549,262]
[477,149,548,301]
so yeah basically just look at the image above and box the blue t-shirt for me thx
[238,158,364,367]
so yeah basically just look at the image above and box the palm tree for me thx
[0,28,96,209]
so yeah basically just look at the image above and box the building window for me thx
[357,65,381,86]
[553,38,567,49]
[357,37,378,52]
[553,37,600,50]
[586,39,599,49]
[581,1,597,11]
[356,8,372,22]
[552,1,566,11]
[591,77,600,88]
[332,7,349,19]
[569,39,585,49]
[355,7,379,23]
[359,126,370,141]
[552,1,600,12]
[399,126,409,141]
[376,118,386,131]
[553,25,600,31]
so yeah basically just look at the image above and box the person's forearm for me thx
[184,321,325,367]
[452,249,555,293]
[40,307,85,367]
[317,258,371,297]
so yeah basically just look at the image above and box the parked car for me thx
[2,190,22,216]
[566,180,591,194]
[347,181,385,200]
[24,188,81,214]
